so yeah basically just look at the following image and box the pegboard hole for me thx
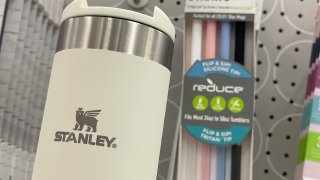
[277,46,282,50]
[298,14,303,18]
[273,80,278,84]
[280,12,285,16]
[269,115,274,120]
[271,97,276,102]
[283,172,287,177]
[289,100,294,104]
[259,44,264,48]
[291,82,296,87]
[293,64,298,69]
[278,28,284,33]
[288,117,292,122]
[257,60,262,65]
[296,31,301,35]
[286,135,291,140]
[261,27,266,31]
[275,62,280,67]
[294,47,300,52]
[160,0,164,3]
[176,1,181,5]
[256,78,260,82]
[263,10,268,15]
[264,169,269,174]
[174,17,179,22]
[284,153,289,158]
[266,151,271,155]
[255,95,258,100]
[268,133,273,137]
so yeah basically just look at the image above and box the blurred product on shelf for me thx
[0,0,64,180]
[295,3,320,180]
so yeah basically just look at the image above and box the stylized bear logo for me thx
[74,108,101,132]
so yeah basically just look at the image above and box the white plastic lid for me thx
[62,0,175,41]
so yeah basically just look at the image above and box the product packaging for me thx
[296,65,320,180]
[177,1,256,180]
[295,4,320,179]
[32,0,175,180]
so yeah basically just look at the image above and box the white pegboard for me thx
[254,0,318,180]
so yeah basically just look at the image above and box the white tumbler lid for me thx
[62,0,175,41]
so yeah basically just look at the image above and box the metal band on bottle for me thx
[56,16,174,70]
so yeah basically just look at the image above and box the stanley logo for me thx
[74,108,101,132]
[54,108,117,148]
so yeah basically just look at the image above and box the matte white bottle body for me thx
[32,49,171,180]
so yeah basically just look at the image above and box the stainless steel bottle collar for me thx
[57,16,174,70]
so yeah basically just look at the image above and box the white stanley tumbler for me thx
[32,0,175,180]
